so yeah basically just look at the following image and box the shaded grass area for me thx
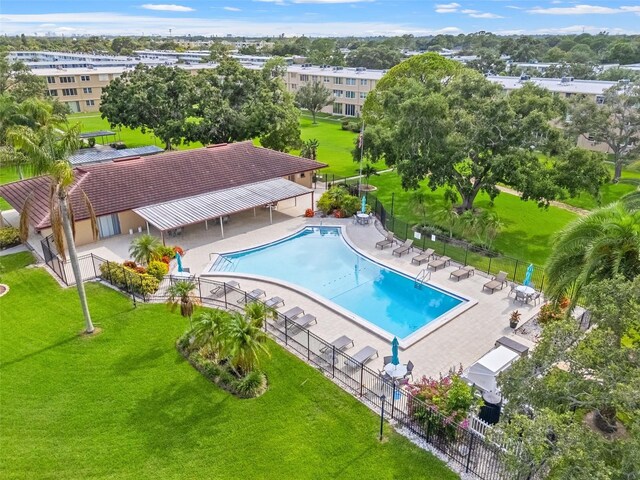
[368,173,578,267]
[0,251,34,273]
[0,259,457,480]
[561,163,640,210]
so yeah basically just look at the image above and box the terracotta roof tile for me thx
[0,142,326,229]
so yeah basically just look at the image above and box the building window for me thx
[323,76,330,83]
[345,104,356,116]
[345,91,356,99]
[86,100,95,106]
[97,214,121,239]
[311,75,318,82]
[291,84,297,90]
[300,74,309,82]
[48,90,58,97]
[333,102,343,114]
[62,88,77,96]
[290,72,297,79]
[98,74,109,81]
[346,78,356,85]
[596,95,605,105]
[46,76,56,84]
[59,76,75,83]
[80,75,91,81]
[359,92,367,99]
[334,77,343,85]
[360,79,368,86]
[83,87,92,94]
[333,90,343,98]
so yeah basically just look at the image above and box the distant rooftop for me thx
[486,76,618,96]
[68,146,164,166]
[78,130,116,139]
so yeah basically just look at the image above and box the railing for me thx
[414,269,431,288]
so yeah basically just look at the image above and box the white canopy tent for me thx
[462,346,520,394]
[133,178,313,238]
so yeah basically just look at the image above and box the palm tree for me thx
[358,162,379,188]
[225,312,270,374]
[189,309,229,359]
[11,123,97,334]
[129,234,161,265]
[300,138,319,161]
[166,280,200,328]
[545,201,640,307]
[243,301,272,328]
[431,201,459,238]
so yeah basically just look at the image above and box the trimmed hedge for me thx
[0,227,21,250]
[99,261,160,295]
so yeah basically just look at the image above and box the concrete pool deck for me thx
[12,197,539,379]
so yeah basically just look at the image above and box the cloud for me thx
[223,6,241,11]
[527,4,640,15]
[292,0,374,3]
[141,4,194,12]
[468,12,503,18]
[496,24,636,35]
[435,3,461,13]
[505,5,523,9]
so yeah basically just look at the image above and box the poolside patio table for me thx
[356,213,370,225]
[384,363,408,379]
[515,285,535,296]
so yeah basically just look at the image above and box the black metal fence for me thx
[153,275,518,480]
[315,178,548,290]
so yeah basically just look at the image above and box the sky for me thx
[0,1,638,37]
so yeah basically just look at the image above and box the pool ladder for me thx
[209,253,234,272]
[414,269,431,289]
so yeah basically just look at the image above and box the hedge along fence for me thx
[362,190,547,290]
[98,261,160,296]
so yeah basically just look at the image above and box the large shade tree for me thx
[361,54,583,211]
[567,81,640,182]
[295,81,332,124]
[100,64,196,150]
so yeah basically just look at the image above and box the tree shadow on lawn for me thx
[111,346,168,376]
[127,380,235,454]
[0,334,78,369]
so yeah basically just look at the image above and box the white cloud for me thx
[223,6,241,11]
[435,3,461,13]
[461,9,478,14]
[505,5,522,9]
[141,4,195,12]
[468,12,503,18]
[292,0,374,3]
[527,4,639,15]
[0,12,464,37]
[496,24,636,35]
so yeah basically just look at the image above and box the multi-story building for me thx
[286,65,385,117]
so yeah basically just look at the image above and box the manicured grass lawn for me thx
[69,113,202,150]
[0,257,457,480]
[561,163,640,210]
[368,173,578,266]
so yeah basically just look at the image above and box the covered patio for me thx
[133,178,314,244]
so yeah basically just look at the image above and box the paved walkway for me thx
[496,185,589,216]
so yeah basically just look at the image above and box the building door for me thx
[67,101,81,113]
[97,214,121,239]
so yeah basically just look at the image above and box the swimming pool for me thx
[209,227,469,341]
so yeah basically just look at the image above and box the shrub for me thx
[317,187,360,217]
[147,260,169,281]
[235,370,267,397]
[88,137,96,147]
[538,301,568,325]
[304,208,315,218]
[99,261,160,295]
[414,223,447,237]
[340,195,360,217]
[155,245,177,260]
[173,246,185,256]
[0,227,21,249]
[123,260,137,269]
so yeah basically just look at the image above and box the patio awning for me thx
[133,178,312,231]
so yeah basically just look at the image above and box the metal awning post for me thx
[220,217,224,238]
[311,191,314,210]
[294,196,297,206]
[205,219,208,230]
[269,205,273,224]
[146,221,150,235]
[253,207,256,217]
[161,230,165,246]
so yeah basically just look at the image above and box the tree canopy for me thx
[295,81,332,124]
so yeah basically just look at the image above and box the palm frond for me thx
[49,185,66,261]
[81,189,98,241]
[18,194,32,242]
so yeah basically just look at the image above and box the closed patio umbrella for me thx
[176,252,184,273]
[523,264,534,286]
[391,337,400,366]
[361,195,367,214]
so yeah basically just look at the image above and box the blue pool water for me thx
[212,227,465,339]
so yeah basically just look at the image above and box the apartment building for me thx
[35,64,216,113]
[286,65,386,117]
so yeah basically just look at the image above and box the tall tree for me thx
[346,45,403,70]
[295,81,332,124]
[0,52,46,101]
[166,280,200,329]
[10,125,97,334]
[189,60,300,151]
[100,65,196,150]
[362,55,573,211]
[544,199,640,305]
[498,277,640,479]
[567,81,640,182]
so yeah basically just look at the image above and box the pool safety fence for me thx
[47,259,526,480]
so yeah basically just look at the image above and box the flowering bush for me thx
[99,261,160,295]
[173,246,185,256]
[408,366,477,438]
[537,298,569,325]
[154,245,177,261]
[334,209,343,218]
[147,260,169,281]
[304,208,315,218]
[134,266,147,274]
[123,260,137,269]
[161,255,171,265]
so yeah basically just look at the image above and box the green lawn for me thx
[368,173,578,266]
[560,163,640,210]
[0,255,457,480]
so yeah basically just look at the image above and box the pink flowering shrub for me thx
[407,365,478,437]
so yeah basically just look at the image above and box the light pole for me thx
[379,394,386,441]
